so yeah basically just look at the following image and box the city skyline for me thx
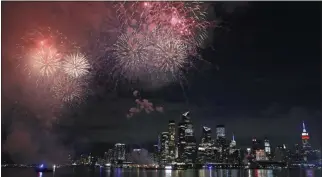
[58,112,320,168]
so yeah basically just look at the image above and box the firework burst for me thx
[62,52,90,78]
[28,43,62,77]
[51,75,85,104]
[113,30,154,80]
[17,27,74,80]
[115,2,211,49]
[150,28,189,76]
[112,27,190,83]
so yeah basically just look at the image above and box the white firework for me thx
[62,53,90,78]
[30,46,62,77]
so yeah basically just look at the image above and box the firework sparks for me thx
[62,52,90,78]
[113,30,154,80]
[51,76,85,103]
[150,28,189,76]
[111,2,212,84]
[17,27,74,80]
[29,43,62,77]
[115,2,210,48]
[113,27,189,82]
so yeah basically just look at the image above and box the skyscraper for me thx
[198,126,216,164]
[255,150,267,161]
[216,125,226,139]
[114,143,126,164]
[184,121,197,164]
[252,137,261,152]
[168,120,176,162]
[230,134,236,148]
[216,125,228,163]
[201,126,212,144]
[301,121,310,148]
[301,121,313,162]
[153,145,159,164]
[264,137,271,155]
[160,132,169,164]
[177,111,190,161]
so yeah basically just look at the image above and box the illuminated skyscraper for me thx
[177,111,190,161]
[216,125,225,139]
[264,137,271,155]
[255,150,267,161]
[216,125,228,163]
[301,121,310,148]
[168,120,176,162]
[160,132,169,164]
[230,134,236,148]
[105,149,114,163]
[301,121,314,163]
[201,126,212,144]
[114,143,126,164]
[184,119,197,163]
[198,126,215,164]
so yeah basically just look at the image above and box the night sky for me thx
[1,2,321,162]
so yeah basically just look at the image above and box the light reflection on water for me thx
[2,168,321,177]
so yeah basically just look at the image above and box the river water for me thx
[2,168,321,177]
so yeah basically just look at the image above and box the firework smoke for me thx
[127,149,154,165]
[127,90,164,118]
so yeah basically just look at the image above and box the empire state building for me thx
[301,121,311,149]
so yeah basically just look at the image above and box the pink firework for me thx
[18,27,74,79]
[115,2,211,48]
[113,27,189,82]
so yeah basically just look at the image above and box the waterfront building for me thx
[105,149,114,163]
[228,135,241,164]
[216,125,229,163]
[301,121,313,162]
[160,132,169,164]
[216,125,225,139]
[255,150,267,161]
[114,143,126,164]
[197,126,216,163]
[183,121,197,163]
[273,145,286,162]
[168,120,176,162]
[177,111,190,162]
[153,144,159,164]
[264,138,271,154]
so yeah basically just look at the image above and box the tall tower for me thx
[301,121,310,148]
[264,137,271,155]
[230,134,236,148]
[168,120,176,162]
[201,126,212,144]
[177,111,190,161]
[160,132,169,164]
[216,125,226,139]
[114,143,126,164]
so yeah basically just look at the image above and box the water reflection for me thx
[306,169,314,177]
[1,168,322,177]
